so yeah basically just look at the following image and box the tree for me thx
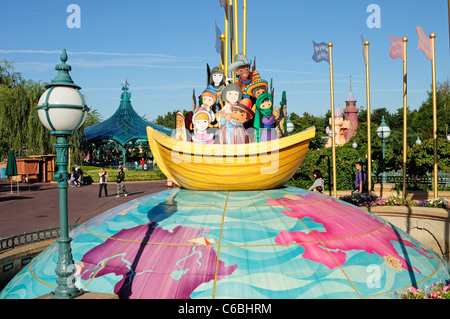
[411,80,450,140]
[84,108,103,127]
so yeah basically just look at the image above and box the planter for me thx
[367,205,450,262]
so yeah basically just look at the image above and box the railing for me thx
[385,171,450,187]
[0,224,79,253]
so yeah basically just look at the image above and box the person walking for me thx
[354,161,368,194]
[98,168,108,197]
[116,166,128,197]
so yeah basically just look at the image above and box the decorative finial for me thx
[120,77,131,102]
[47,49,79,89]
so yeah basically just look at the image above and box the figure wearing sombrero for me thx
[191,108,215,144]
[228,54,255,96]
[243,70,268,102]
[219,98,254,144]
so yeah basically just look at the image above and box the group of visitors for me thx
[308,161,368,195]
[97,166,128,198]
[70,165,84,187]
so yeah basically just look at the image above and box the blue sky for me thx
[1,0,449,123]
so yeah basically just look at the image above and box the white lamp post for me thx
[376,116,391,184]
[36,49,88,299]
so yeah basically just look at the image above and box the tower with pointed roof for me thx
[343,76,359,142]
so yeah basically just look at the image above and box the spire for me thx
[345,74,357,102]
[120,76,131,102]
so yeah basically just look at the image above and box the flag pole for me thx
[430,33,438,198]
[224,0,229,78]
[243,0,247,56]
[221,34,226,71]
[402,37,408,196]
[364,40,372,194]
[233,0,239,57]
[328,42,337,198]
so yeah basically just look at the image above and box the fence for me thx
[385,170,450,188]
[0,224,79,252]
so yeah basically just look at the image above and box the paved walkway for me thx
[0,180,166,238]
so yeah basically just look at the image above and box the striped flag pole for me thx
[364,40,372,194]
[430,33,438,198]
[328,42,337,198]
[402,37,408,197]
[390,35,408,195]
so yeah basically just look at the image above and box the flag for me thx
[389,35,404,60]
[416,26,432,60]
[361,34,367,65]
[312,41,330,63]
[219,0,226,8]
[215,20,222,54]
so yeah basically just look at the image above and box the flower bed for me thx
[394,280,450,299]
[339,193,450,209]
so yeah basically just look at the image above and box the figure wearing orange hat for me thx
[219,98,254,144]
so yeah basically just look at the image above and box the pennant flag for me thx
[416,26,432,60]
[312,41,330,63]
[361,34,367,65]
[215,20,222,54]
[389,35,404,60]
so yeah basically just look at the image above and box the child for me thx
[191,108,215,144]
[253,92,278,142]
[209,65,226,108]
[219,98,254,144]
[218,83,242,128]
[199,86,217,126]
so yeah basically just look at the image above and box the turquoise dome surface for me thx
[1,186,449,299]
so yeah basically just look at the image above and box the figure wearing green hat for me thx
[253,92,278,143]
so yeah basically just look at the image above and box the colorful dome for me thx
[1,187,448,299]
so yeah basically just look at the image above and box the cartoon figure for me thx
[228,54,254,96]
[277,91,288,138]
[243,70,268,104]
[254,92,278,142]
[218,83,242,128]
[209,65,226,108]
[219,98,254,144]
[200,86,218,126]
[172,112,191,142]
[192,108,215,144]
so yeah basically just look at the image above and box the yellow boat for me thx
[146,126,315,191]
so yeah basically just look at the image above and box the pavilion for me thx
[83,79,172,165]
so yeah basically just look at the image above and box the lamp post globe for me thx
[286,119,294,135]
[36,49,88,299]
[376,116,390,184]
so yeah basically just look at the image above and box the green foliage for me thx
[406,137,450,177]
[81,166,164,183]
[0,60,89,165]
[153,110,190,129]
[288,145,360,191]
[0,60,56,160]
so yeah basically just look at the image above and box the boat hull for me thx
[147,126,315,191]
